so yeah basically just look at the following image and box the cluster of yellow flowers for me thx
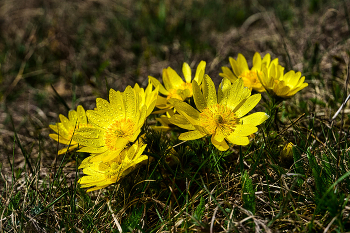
[49,52,308,192]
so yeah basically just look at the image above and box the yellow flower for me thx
[169,75,269,151]
[73,86,153,163]
[49,105,91,154]
[78,140,148,192]
[260,63,308,98]
[134,82,159,116]
[149,61,206,113]
[281,142,294,159]
[220,52,276,92]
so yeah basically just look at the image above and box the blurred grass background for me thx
[1,0,350,231]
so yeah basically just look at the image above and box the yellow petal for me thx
[149,76,169,95]
[49,124,59,134]
[219,66,237,83]
[203,75,217,106]
[231,125,258,137]
[75,127,103,139]
[168,114,196,130]
[182,62,192,83]
[162,68,173,91]
[109,89,125,119]
[77,105,87,124]
[288,83,308,96]
[49,134,74,145]
[240,112,269,126]
[237,53,249,73]
[68,110,78,123]
[169,99,199,119]
[235,94,261,118]
[178,130,207,140]
[227,78,245,110]
[219,77,234,105]
[58,144,79,155]
[73,134,104,148]
[262,53,271,66]
[77,146,108,153]
[252,52,262,71]
[194,61,206,84]
[211,136,229,151]
[213,128,225,142]
[123,86,137,120]
[90,149,123,163]
[226,134,249,145]
[96,98,113,120]
[86,110,110,129]
[59,114,72,130]
[229,57,241,77]
[192,80,207,111]
[79,174,105,185]
[166,67,184,88]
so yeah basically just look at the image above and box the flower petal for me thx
[58,144,79,155]
[77,105,87,124]
[240,112,269,126]
[75,127,103,138]
[231,125,258,137]
[166,67,184,88]
[77,146,108,153]
[203,75,217,106]
[124,86,137,120]
[86,110,110,129]
[229,57,241,76]
[194,61,206,84]
[169,114,196,130]
[235,94,261,118]
[219,66,237,83]
[149,76,169,95]
[192,80,207,112]
[252,52,262,71]
[211,136,229,151]
[182,62,192,83]
[109,89,125,119]
[170,99,200,124]
[73,134,104,148]
[226,134,249,145]
[237,53,249,73]
[59,114,73,130]
[68,110,78,123]
[262,53,271,66]
[49,134,74,145]
[178,130,207,140]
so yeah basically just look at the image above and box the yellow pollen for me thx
[200,104,239,135]
[104,119,135,150]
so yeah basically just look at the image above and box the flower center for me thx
[200,104,239,135]
[240,70,262,88]
[167,83,193,100]
[104,119,135,150]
